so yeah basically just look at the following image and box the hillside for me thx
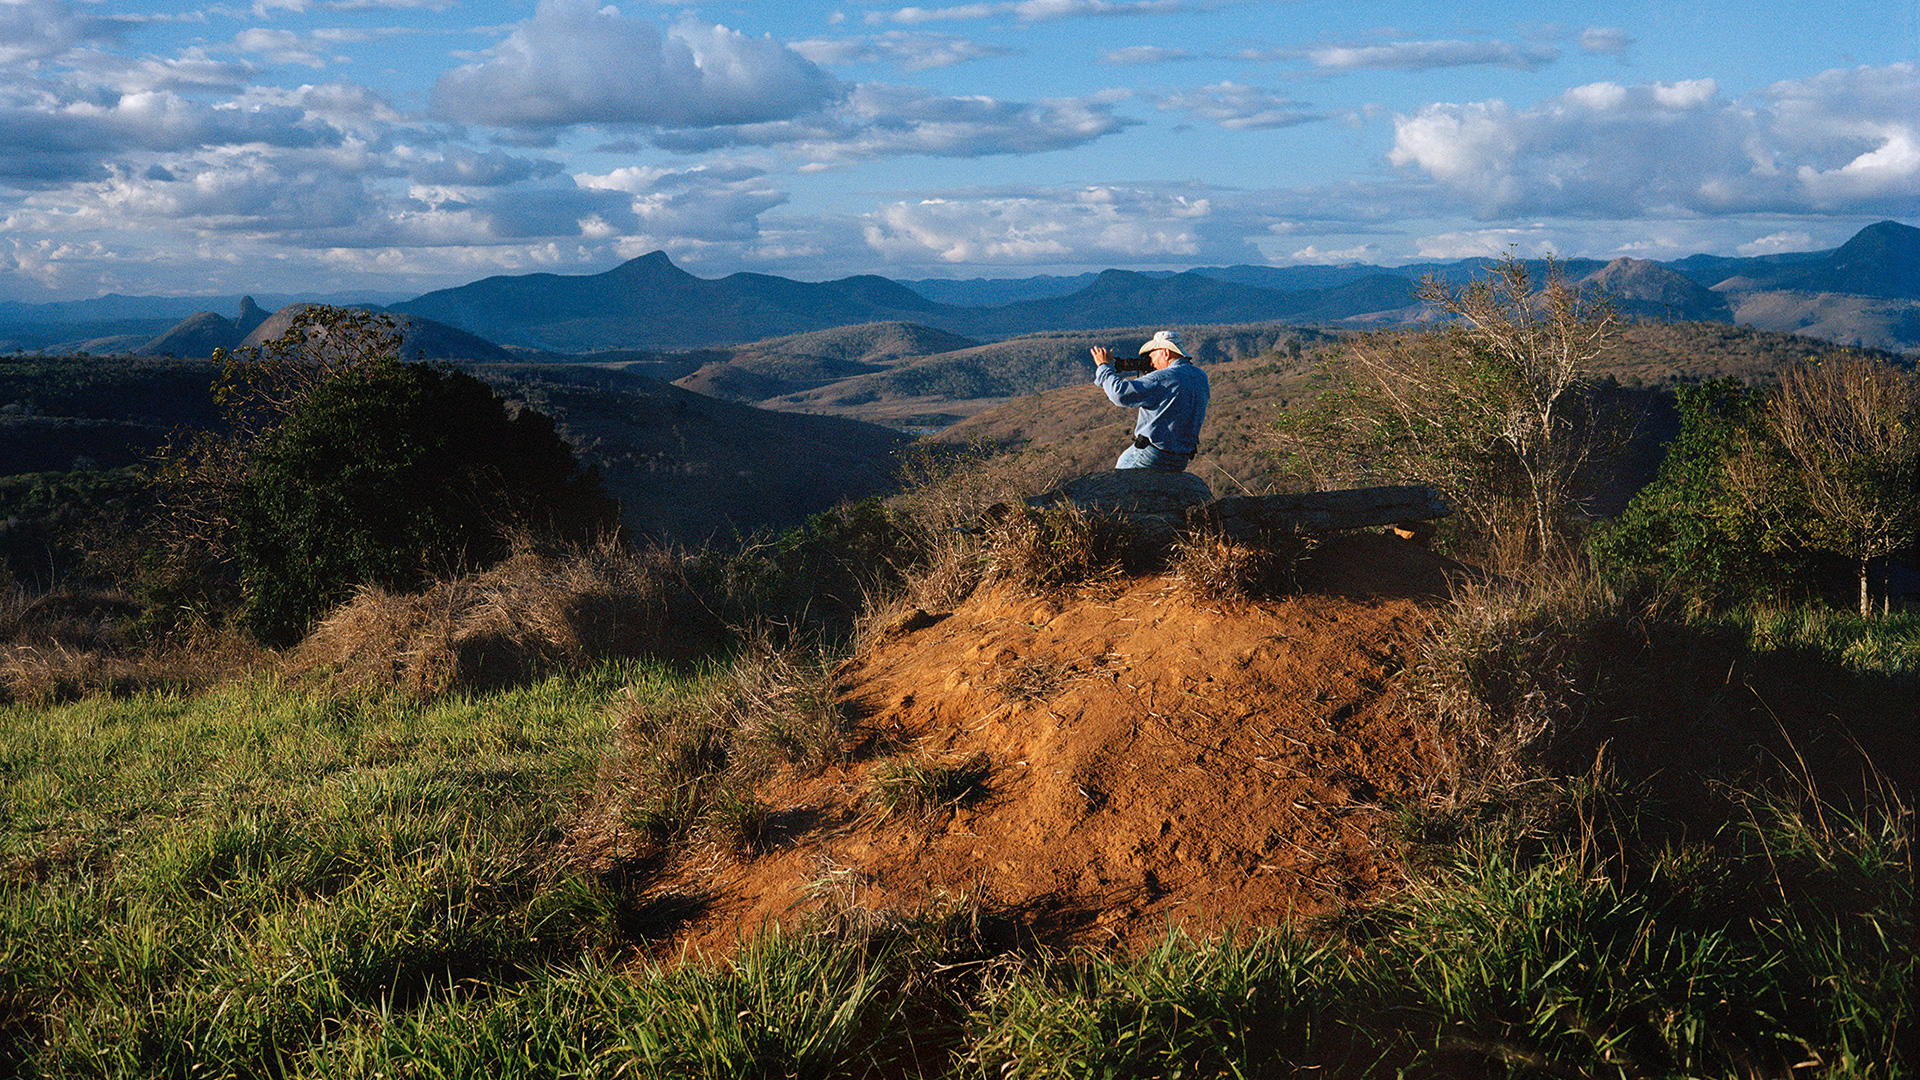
[467,364,914,544]
[674,322,1329,432]
[0,354,914,550]
[920,321,1894,510]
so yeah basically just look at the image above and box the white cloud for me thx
[1158,83,1322,130]
[230,26,391,69]
[1411,227,1558,261]
[1288,242,1384,264]
[575,163,787,244]
[430,0,843,130]
[653,83,1130,161]
[1309,39,1559,73]
[232,28,334,68]
[860,184,1260,266]
[1737,231,1816,256]
[1388,65,1920,220]
[0,0,127,65]
[871,0,1188,25]
[1577,27,1633,55]
[791,32,1019,71]
[1100,46,1191,65]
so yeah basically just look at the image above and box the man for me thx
[1090,329,1210,472]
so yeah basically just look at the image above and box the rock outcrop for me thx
[1026,470,1451,556]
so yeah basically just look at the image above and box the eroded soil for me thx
[573,531,1915,958]
[629,534,1474,953]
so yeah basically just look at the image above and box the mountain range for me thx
[3,221,1915,358]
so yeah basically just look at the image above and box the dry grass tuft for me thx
[0,580,266,704]
[869,751,992,819]
[979,502,1128,593]
[885,442,1081,613]
[583,630,864,865]
[990,654,1074,702]
[289,539,720,697]
[1410,569,1657,800]
[1170,528,1307,605]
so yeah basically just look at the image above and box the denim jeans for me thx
[1115,442,1191,471]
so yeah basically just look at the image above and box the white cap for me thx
[1137,330,1188,358]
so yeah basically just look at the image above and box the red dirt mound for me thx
[652,533,1475,953]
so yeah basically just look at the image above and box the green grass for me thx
[2,643,1911,1078]
[1722,604,1920,677]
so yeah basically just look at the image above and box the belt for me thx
[1133,435,1192,456]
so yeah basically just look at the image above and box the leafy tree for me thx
[152,307,619,644]
[1734,353,1920,617]
[1275,253,1620,570]
[1590,378,1812,606]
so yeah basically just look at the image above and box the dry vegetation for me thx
[288,539,724,697]
[0,577,267,705]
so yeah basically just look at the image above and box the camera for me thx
[1110,354,1154,374]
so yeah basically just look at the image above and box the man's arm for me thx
[1094,362,1166,408]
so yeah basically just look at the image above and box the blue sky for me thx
[1,0,1914,301]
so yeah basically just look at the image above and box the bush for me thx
[1590,378,1805,607]
[229,354,617,646]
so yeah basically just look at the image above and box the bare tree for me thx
[1289,253,1619,569]
[1759,354,1920,616]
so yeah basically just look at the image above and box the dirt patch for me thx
[631,533,1475,953]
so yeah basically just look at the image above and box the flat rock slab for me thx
[1028,471,1450,548]
[1029,470,1216,515]
[1198,485,1453,540]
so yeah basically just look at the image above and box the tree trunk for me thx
[1860,555,1872,619]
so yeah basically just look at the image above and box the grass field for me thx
[3,599,1911,1078]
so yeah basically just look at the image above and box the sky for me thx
[1,0,1915,302]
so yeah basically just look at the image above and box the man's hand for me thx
[1090,346,1113,369]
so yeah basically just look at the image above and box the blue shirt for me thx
[1094,358,1209,455]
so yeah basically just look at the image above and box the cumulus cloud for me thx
[1308,39,1560,73]
[0,86,351,186]
[860,184,1262,266]
[1388,64,1920,220]
[0,0,128,65]
[791,32,1019,71]
[429,0,843,130]
[576,163,788,244]
[1158,83,1322,130]
[653,83,1130,161]
[408,147,563,188]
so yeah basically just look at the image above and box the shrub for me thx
[232,360,618,644]
[1274,254,1623,572]
[1590,377,1810,608]
[151,308,619,646]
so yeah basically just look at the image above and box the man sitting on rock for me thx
[1090,330,1210,472]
